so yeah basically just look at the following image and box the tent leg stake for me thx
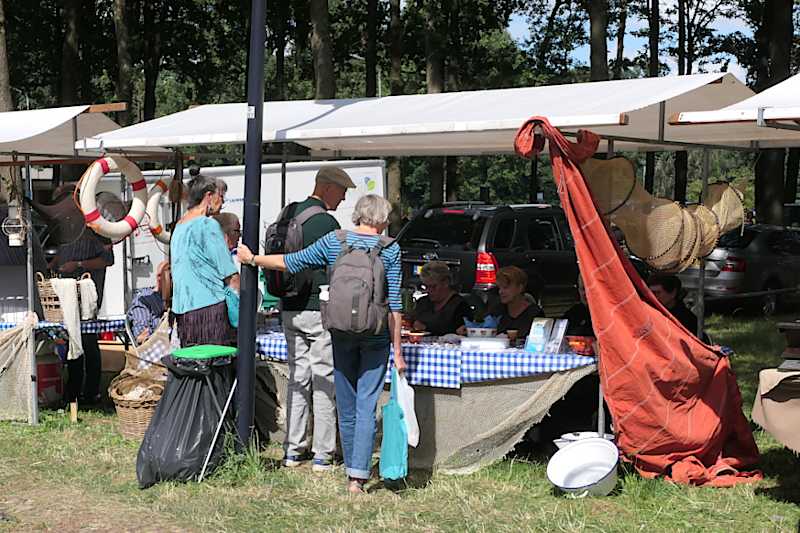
[597,377,605,436]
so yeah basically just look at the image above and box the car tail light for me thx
[475,252,498,285]
[721,256,746,273]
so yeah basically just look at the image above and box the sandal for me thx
[347,477,367,494]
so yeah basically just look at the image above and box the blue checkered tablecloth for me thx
[0,319,126,334]
[461,349,595,383]
[256,332,595,389]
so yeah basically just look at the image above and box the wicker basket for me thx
[35,272,89,323]
[108,371,165,440]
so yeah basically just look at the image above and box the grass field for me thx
[1,314,799,532]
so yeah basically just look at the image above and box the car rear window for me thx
[717,229,756,249]
[400,213,486,249]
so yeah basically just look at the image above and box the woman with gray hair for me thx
[237,194,406,494]
[410,260,472,336]
[170,174,238,346]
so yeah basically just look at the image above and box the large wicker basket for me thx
[35,272,89,322]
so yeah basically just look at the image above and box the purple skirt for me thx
[175,301,235,347]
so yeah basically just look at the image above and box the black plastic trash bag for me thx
[136,354,234,489]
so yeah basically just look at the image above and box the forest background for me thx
[0,0,798,232]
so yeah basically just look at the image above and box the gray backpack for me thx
[322,230,394,335]
[263,202,327,298]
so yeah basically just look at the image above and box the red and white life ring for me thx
[79,156,147,241]
[146,179,171,244]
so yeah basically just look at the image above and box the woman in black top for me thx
[491,266,543,337]
[411,261,472,336]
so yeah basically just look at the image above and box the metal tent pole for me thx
[236,0,266,449]
[698,150,710,337]
[24,155,38,425]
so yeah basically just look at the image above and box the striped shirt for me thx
[127,287,164,340]
[284,231,402,312]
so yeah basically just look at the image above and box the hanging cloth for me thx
[514,117,760,487]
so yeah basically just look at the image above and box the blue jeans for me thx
[331,332,389,479]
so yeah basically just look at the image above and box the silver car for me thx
[678,225,800,316]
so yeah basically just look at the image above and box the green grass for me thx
[1,314,799,532]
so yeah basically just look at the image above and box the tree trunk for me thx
[674,151,688,203]
[0,0,11,111]
[366,0,378,97]
[644,0,659,192]
[785,148,800,204]
[612,0,627,79]
[389,0,402,95]
[425,2,445,205]
[60,0,81,105]
[648,0,659,76]
[310,0,335,99]
[143,1,163,121]
[445,156,460,202]
[275,0,288,100]
[113,0,133,125]
[537,0,566,71]
[584,0,609,81]
[677,0,685,75]
[754,0,792,224]
[756,149,786,224]
[387,0,403,234]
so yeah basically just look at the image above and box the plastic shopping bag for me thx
[379,368,408,480]
[395,371,419,447]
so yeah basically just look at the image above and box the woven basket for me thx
[109,371,164,440]
[35,272,89,322]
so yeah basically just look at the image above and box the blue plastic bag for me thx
[380,369,408,480]
[224,286,239,328]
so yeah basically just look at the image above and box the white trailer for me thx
[96,159,386,319]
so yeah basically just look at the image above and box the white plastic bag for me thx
[395,372,419,447]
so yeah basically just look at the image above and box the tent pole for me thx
[698,149,710,337]
[236,0,266,450]
[529,155,538,203]
[607,139,615,157]
[281,144,287,208]
[24,155,38,425]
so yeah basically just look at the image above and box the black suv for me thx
[397,203,579,316]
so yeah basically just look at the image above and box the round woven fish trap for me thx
[686,203,720,258]
[579,157,638,215]
[665,209,702,273]
[703,182,744,235]
[612,198,685,268]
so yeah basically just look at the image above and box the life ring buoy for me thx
[146,179,171,244]
[78,156,148,241]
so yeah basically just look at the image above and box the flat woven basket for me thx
[35,272,88,323]
[108,371,164,440]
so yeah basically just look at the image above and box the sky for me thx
[506,2,753,82]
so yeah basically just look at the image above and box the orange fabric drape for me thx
[515,117,761,487]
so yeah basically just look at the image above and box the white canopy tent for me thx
[671,72,800,136]
[0,104,170,165]
[0,105,124,162]
[77,72,794,155]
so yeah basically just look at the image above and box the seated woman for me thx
[489,266,543,337]
[410,261,472,336]
[127,261,170,344]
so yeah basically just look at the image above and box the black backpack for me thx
[263,202,327,298]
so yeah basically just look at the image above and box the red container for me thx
[37,354,63,406]
[99,331,115,341]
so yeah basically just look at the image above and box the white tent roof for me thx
[671,73,800,144]
[77,73,786,156]
[0,105,126,162]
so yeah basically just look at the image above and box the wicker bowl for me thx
[108,372,164,440]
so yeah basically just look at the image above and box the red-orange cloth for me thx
[515,117,761,487]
